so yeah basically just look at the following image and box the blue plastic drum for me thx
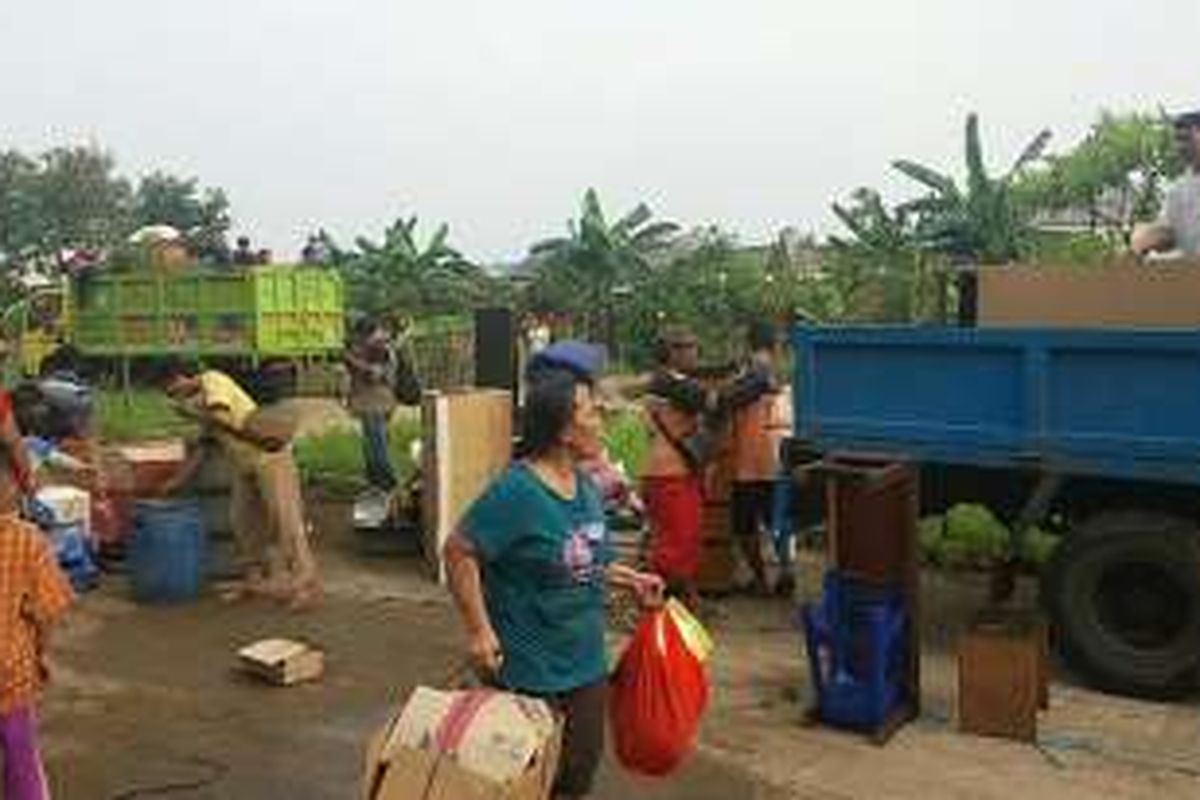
[130,498,207,603]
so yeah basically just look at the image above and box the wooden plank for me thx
[978,260,1200,327]
[421,389,513,583]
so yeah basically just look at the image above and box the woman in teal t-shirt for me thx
[444,358,664,799]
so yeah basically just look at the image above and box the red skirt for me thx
[643,475,703,581]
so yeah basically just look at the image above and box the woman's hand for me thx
[468,625,504,677]
[631,571,666,609]
[608,562,666,609]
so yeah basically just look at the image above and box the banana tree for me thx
[528,188,679,348]
[893,113,1052,264]
[827,188,938,322]
[342,215,484,316]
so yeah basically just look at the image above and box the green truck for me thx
[4,265,345,385]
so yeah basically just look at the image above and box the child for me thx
[0,355,75,799]
[1,515,74,800]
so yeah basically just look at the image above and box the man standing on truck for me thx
[1132,110,1200,257]
[158,360,321,610]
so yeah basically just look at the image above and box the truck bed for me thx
[73,266,344,359]
[792,326,1200,486]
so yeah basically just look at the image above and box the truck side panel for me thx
[793,326,1200,486]
[72,267,343,359]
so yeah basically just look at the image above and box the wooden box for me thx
[421,390,513,583]
[696,500,737,594]
[824,455,918,587]
[958,608,1048,742]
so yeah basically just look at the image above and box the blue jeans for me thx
[360,412,397,491]
[770,476,795,568]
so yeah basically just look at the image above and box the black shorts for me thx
[731,481,774,539]
[533,679,607,796]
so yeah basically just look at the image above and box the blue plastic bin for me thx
[130,499,207,604]
[800,570,907,730]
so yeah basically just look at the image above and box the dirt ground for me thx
[38,509,1200,800]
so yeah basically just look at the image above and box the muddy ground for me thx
[38,506,1200,800]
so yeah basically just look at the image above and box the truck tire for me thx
[1042,511,1200,698]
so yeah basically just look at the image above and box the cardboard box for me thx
[238,638,325,686]
[363,687,560,800]
[977,260,1200,327]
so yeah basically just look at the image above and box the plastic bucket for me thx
[130,498,206,603]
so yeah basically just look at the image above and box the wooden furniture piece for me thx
[421,389,513,583]
[958,607,1049,742]
[697,418,738,595]
[805,453,921,744]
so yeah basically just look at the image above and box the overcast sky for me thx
[1,0,1196,262]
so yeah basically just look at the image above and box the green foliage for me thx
[0,145,235,277]
[894,113,1051,264]
[602,409,650,476]
[95,389,196,442]
[293,417,420,496]
[0,151,43,266]
[1013,111,1184,243]
[1025,230,1115,266]
[918,504,1060,568]
[943,503,1010,566]
[1021,527,1060,566]
[293,428,366,496]
[919,504,1008,568]
[33,146,134,256]
[826,189,943,323]
[527,189,680,349]
[336,216,491,318]
[132,172,231,260]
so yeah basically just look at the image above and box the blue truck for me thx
[789,325,1200,698]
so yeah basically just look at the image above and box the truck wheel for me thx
[1043,511,1200,698]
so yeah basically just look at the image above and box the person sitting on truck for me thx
[1132,110,1200,257]
[232,236,256,266]
[157,360,321,610]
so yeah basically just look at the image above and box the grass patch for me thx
[294,416,421,497]
[96,389,196,441]
[603,409,649,477]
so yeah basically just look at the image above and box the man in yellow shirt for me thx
[159,360,320,609]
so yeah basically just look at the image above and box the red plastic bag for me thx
[610,607,709,776]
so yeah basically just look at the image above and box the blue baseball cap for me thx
[526,340,606,381]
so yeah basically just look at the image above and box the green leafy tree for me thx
[1013,111,1184,244]
[528,188,679,347]
[340,216,485,316]
[133,171,232,259]
[33,146,133,255]
[0,151,42,266]
[827,188,940,322]
[894,113,1052,263]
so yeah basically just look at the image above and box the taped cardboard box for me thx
[238,638,325,686]
[363,687,561,800]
